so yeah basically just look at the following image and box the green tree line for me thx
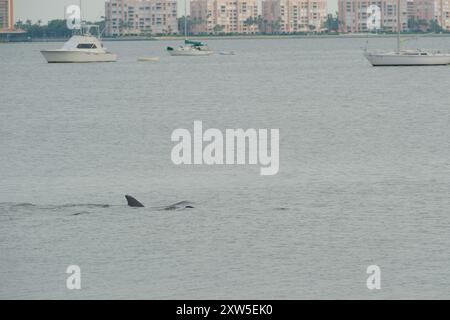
[15,19,105,39]
[14,15,448,39]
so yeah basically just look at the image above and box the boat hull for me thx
[365,52,450,66]
[168,50,213,56]
[41,50,117,63]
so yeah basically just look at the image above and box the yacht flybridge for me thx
[364,0,450,66]
[41,25,117,63]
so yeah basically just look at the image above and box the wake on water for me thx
[0,197,196,217]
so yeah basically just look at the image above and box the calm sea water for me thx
[1,37,450,299]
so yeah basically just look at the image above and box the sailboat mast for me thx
[79,0,82,35]
[184,0,187,40]
[397,0,400,53]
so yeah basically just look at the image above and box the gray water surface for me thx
[1,37,450,299]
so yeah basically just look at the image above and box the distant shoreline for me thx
[153,33,450,41]
[5,33,450,43]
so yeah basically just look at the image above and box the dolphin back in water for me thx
[163,201,195,210]
[125,195,194,210]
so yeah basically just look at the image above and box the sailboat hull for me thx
[167,48,213,56]
[365,52,450,66]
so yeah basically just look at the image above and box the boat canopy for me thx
[185,39,206,47]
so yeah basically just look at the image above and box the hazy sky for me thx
[15,0,338,23]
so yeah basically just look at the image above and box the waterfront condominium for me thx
[413,0,436,21]
[105,0,178,36]
[406,0,450,30]
[190,0,260,34]
[0,0,13,30]
[261,0,328,33]
[338,0,408,33]
[434,0,450,30]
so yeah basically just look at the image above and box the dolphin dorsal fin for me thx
[125,195,145,207]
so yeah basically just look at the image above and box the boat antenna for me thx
[365,8,369,52]
[99,20,106,40]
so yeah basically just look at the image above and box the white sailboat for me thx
[167,40,214,56]
[364,0,450,66]
[41,25,117,63]
[166,0,213,56]
[364,49,450,66]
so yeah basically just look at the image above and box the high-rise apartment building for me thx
[338,0,408,33]
[190,0,259,34]
[0,0,13,31]
[105,0,178,36]
[414,0,435,20]
[407,0,417,19]
[262,0,327,33]
[434,0,450,29]
[340,0,449,33]
[407,0,450,30]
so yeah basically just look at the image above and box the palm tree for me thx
[118,19,125,36]
[244,16,264,33]
[15,19,24,30]
[325,13,339,33]
[429,19,443,33]
[126,20,134,35]
[244,17,255,27]
[213,24,225,35]
[271,18,282,34]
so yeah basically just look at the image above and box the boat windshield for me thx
[77,43,97,49]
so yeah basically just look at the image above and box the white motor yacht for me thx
[41,26,117,63]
